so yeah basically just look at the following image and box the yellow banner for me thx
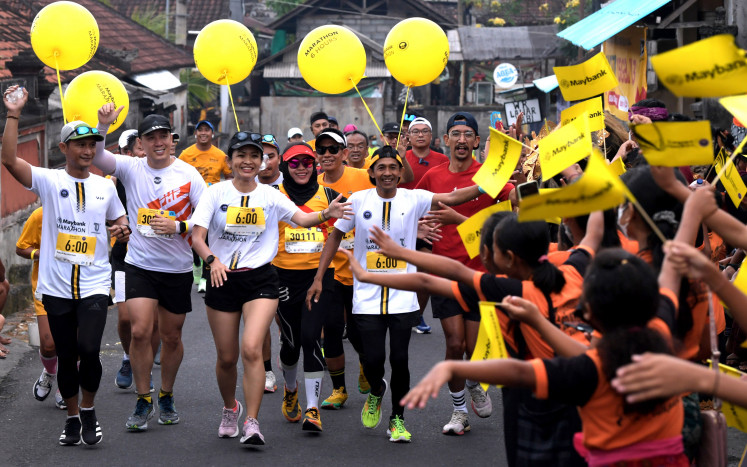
[715,149,747,208]
[457,201,512,259]
[538,114,592,180]
[519,151,629,222]
[609,156,626,177]
[604,27,648,122]
[631,121,714,166]
[471,301,509,391]
[554,52,619,101]
[652,34,747,98]
[708,360,747,433]
[560,97,605,132]
[719,94,747,128]
[473,128,523,198]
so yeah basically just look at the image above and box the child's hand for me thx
[664,240,715,280]
[339,248,366,280]
[499,296,541,325]
[369,225,403,258]
[400,361,452,410]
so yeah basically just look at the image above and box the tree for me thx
[267,0,305,16]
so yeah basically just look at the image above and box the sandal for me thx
[0,345,7,359]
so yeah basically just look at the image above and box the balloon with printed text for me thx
[297,25,366,94]
[383,18,449,87]
[30,1,99,70]
[64,71,129,133]
[194,20,258,85]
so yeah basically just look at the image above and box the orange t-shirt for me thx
[178,144,231,185]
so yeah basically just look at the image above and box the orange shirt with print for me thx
[178,144,231,185]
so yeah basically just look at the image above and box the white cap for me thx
[287,127,303,139]
[118,129,138,149]
[409,117,432,130]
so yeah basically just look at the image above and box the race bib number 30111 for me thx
[55,233,96,266]
[137,208,176,238]
[285,227,324,253]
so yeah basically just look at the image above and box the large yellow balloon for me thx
[194,20,258,85]
[384,18,449,87]
[30,1,99,70]
[64,71,129,134]
[297,25,366,94]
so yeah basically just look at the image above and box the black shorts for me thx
[205,263,279,312]
[124,263,193,314]
[277,267,335,305]
[415,238,433,251]
[42,294,109,317]
[432,295,480,322]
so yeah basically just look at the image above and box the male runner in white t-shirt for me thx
[93,104,206,432]
[2,87,129,446]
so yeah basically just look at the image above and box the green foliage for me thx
[131,5,171,40]
[267,0,305,16]
[180,69,218,114]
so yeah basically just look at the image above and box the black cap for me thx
[382,122,400,134]
[226,131,263,158]
[446,112,479,136]
[138,114,172,137]
[310,111,329,126]
[370,145,403,168]
[316,128,347,146]
[328,116,338,125]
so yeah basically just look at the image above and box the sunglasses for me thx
[70,126,100,138]
[262,134,278,145]
[316,145,341,155]
[234,132,262,144]
[287,157,315,169]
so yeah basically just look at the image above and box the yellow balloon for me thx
[64,71,129,134]
[194,20,258,85]
[297,25,366,94]
[384,18,449,87]
[30,1,99,71]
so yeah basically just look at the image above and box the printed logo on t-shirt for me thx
[146,182,193,221]
[154,177,162,184]
[220,204,228,212]
[363,210,372,219]
[60,189,69,198]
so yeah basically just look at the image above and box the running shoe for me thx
[198,278,207,293]
[358,363,370,394]
[55,389,67,410]
[264,370,277,393]
[154,343,161,366]
[387,415,412,443]
[193,261,202,285]
[468,384,493,418]
[414,316,432,334]
[321,387,348,410]
[115,358,133,389]
[361,379,387,429]
[158,392,180,425]
[442,410,470,435]
[240,417,265,445]
[59,416,82,446]
[281,386,302,422]
[218,400,244,438]
[302,407,322,432]
[80,409,103,445]
[126,397,155,431]
[33,369,54,401]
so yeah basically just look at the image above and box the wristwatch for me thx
[206,255,215,265]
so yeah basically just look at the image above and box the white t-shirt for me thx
[256,172,283,189]
[29,167,125,299]
[334,188,433,315]
[113,156,205,273]
[191,181,298,269]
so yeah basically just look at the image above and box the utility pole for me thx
[458,0,466,106]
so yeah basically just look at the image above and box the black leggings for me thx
[354,312,417,418]
[277,268,334,374]
[42,294,108,399]
[323,281,364,359]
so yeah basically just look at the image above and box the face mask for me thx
[617,204,630,238]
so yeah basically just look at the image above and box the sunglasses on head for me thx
[262,134,277,145]
[234,132,262,144]
[71,126,100,137]
[316,145,341,155]
[287,157,315,169]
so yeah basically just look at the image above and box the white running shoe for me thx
[442,410,470,435]
[468,384,493,418]
[264,371,277,393]
[33,370,54,401]
[54,389,67,410]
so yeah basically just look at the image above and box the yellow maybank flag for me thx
[473,128,523,198]
[554,52,619,101]
[652,35,747,98]
[719,94,747,127]
[560,97,605,132]
[715,148,747,208]
[519,152,628,222]
[707,361,747,433]
[457,201,512,259]
[470,301,509,391]
[631,121,714,166]
[539,114,592,180]
[609,156,626,177]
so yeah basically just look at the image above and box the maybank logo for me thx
[665,60,746,86]
[550,133,586,156]
[562,110,602,126]
[560,70,607,88]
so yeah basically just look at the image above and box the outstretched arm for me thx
[306,228,344,309]
[1,86,32,188]
[291,195,353,227]
[431,185,483,210]
[93,103,123,175]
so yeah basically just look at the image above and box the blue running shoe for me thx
[115,359,133,389]
[415,316,431,334]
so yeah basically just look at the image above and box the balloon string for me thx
[396,86,410,147]
[55,54,67,124]
[224,74,240,133]
[351,79,384,141]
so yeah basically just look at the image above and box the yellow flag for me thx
[538,114,592,180]
[554,52,619,101]
[631,121,714,166]
[456,201,512,259]
[652,35,747,98]
[708,360,747,433]
[519,151,628,222]
[719,94,747,127]
[473,128,523,198]
[715,150,747,208]
[470,301,509,391]
[609,157,626,177]
[560,97,605,132]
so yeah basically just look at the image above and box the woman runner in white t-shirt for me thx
[190,132,352,446]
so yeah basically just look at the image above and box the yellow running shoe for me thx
[321,387,348,410]
[361,379,387,429]
[302,407,323,432]
[358,363,370,394]
[281,386,302,422]
[387,415,412,443]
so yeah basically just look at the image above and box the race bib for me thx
[55,233,96,266]
[366,252,407,273]
[340,230,355,250]
[225,207,266,236]
[137,208,176,238]
[285,227,324,254]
